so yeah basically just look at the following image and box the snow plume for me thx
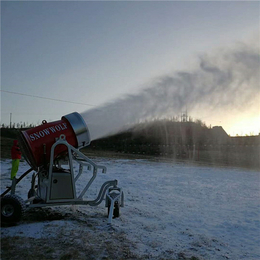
[81,40,259,141]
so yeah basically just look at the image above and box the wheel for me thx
[28,188,36,199]
[113,201,120,218]
[107,201,120,218]
[1,194,26,223]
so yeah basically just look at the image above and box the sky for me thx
[1,1,259,137]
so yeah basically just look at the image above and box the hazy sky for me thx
[1,1,259,136]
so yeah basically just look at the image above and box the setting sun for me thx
[225,115,260,136]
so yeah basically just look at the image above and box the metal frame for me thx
[27,135,121,209]
[2,135,124,224]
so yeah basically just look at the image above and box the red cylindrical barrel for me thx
[19,112,90,169]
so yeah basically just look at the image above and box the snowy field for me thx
[1,157,260,260]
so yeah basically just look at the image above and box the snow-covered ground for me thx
[1,157,260,260]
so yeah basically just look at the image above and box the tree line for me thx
[1,122,37,129]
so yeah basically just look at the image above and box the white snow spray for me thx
[81,40,259,140]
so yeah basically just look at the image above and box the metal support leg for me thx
[108,199,115,224]
[106,189,122,224]
[10,178,17,195]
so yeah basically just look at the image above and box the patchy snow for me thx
[1,220,68,239]
[1,157,260,259]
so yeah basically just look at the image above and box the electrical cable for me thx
[0,89,96,107]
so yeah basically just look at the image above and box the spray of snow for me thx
[81,40,259,140]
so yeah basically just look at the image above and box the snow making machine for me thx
[1,112,124,224]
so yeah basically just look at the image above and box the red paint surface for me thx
[20,118,77,168]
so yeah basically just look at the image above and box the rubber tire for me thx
[114,201,120,218]
[28,189,36,199]
[107,201,120,218]
[1,194,26,223]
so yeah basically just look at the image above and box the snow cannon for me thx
[1,112,124,225]
[19,112,91,170]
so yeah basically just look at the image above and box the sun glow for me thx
[224,115,260,136]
